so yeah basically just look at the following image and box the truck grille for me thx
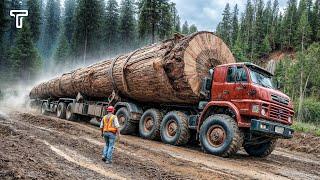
[271,94,289,105]
[269,105,291,122]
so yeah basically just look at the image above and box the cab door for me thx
[223,66,248,101]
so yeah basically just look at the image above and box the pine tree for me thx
[297,8,312,52]
[10,23,41,81]
[0,0,7,40]
[54,34,70,66]
[72,0,105,63]
[219,3,232,46]
[181,21,189,35]
[42,0,61,58]
[255,0,266,58]
[8,0,22,44]
[26,0,41,43]
[105,0,119,53]
[260,35,272,57]
[283,0,298,49]
[158,1,173,40]
[138,0,173,43]
[189,24,197,34]
[232,33,246,62]
[270,0,279,50]
[63,0,76,43]
[119,0,136,51]
[311,0,320,41]
[231,4,239,47]
[171,3,180,33]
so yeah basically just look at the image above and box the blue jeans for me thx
[103,132,116,162]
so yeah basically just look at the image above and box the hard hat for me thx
[106,106,115,112]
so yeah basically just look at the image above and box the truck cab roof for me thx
[216,62,273,76]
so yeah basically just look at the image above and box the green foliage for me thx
[181,21,189,35]
[63,0,76,43]
[0,0,194,85]
[72,0,104,62]
[42,0,61,58]
[217,3,232,46]
[138,0,174,43]
[27,0,41,42]
[189,24,197,34]
[294,98,320,123]
[217,0,320,62]
[9,24,42,81]
[54,35,70,66]
[119,0,136,50]
[105,0,119,53]
[274,43,320,122]
[292,121,320,136]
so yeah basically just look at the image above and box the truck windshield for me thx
[248,67,274,89]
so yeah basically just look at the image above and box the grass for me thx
[292,121,320,136]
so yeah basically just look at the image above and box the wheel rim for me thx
[66,105,71,119]
[41,103,46,114]
[206,125,226,147]
[166,119,178,137]
[118,115,126,127]
[144,116,154,132]
[57,105,61,117]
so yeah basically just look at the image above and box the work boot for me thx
[105,160,112,164]
[102,157,106,162]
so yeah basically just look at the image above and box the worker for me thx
[100,106,120,164]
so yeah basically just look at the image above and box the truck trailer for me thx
[30,32,294,157]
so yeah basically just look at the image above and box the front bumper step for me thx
[250,119,294,139]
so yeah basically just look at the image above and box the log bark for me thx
[30,31,235,104]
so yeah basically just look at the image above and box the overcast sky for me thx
[172,0,289,31]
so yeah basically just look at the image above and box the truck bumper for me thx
[250,119,294,139]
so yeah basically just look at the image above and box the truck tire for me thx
[244,139,277,157]
[41,102,48,115]
[199,114,243,157]
[116,107,136,135]
[66,103,77,121]
[56,102,67,119]
[139,108,163,140]
[160,111,190,146]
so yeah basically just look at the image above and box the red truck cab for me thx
[197,62,294,157]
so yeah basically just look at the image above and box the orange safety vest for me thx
[102,115,117,134]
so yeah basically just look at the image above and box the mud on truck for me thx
[31,61,294,158]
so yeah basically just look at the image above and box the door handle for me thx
[223,90,229,94]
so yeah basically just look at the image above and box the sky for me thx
[172,0,289,31]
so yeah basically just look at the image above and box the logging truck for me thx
[29,32,294,157]
[31,62,294,157]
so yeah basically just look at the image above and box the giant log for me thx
[30,31,235,104]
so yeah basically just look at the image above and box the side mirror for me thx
[276,80,280,89]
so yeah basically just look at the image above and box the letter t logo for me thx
[10,10,28,29]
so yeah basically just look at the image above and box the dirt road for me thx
[0,109,319,179]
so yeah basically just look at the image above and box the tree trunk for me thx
[30,32,235,104]
[83,28,88,65]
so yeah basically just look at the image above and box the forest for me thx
[0,0,198,85]
[216,0,320,125]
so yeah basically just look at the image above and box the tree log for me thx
[30,31,235,104]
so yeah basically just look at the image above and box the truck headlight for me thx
[261,108,266,116]
[252,105,260,113]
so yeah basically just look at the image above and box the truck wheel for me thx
[244,139,277,157]
[199,114,243,157]
[56,102,67,119]
[66,103,77,121]
[41,102,48,115]
[116,107,136,135]
[160,111,190,146]
[139,108,163,140]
